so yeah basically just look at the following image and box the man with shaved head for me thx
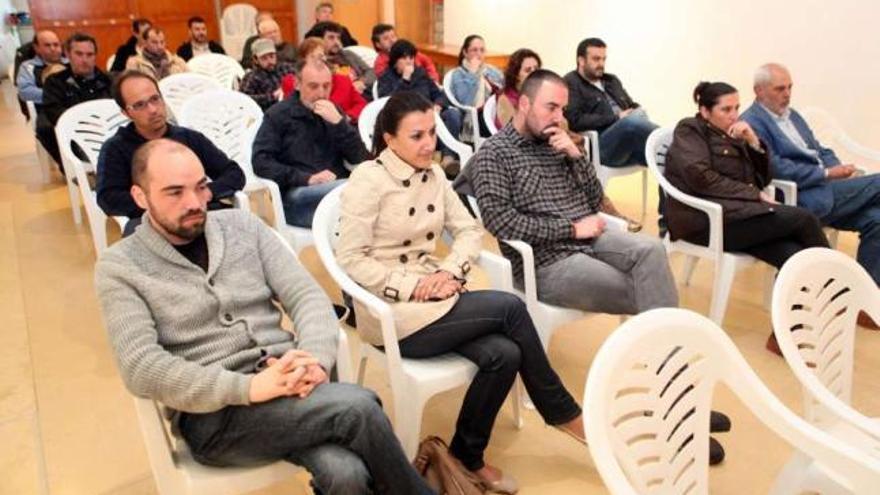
[94,139,435,495]
[742,63,880,328]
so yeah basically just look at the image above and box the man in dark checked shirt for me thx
[463,69,678,315]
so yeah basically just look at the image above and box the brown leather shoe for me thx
[766,333,783,357]
[857,311,880,330]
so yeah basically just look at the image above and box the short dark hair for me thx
[458,34,483,66]
[575,37,606,62]
[132,18,151,34]
[372,91,433,156]
[693,81,738,110]
[316,2,333,12]
[187,16,206,28]
[388,39,417,70]
[142,27,164,42]
[310,21,342,38]
[65,32,97,53]
[504,48,541,92]
[112,70,159,109]
[521,69,566,101]
[371,23,394,49]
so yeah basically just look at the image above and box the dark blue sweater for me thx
[96,122,246,218]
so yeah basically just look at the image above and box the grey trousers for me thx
[535,230,678,314]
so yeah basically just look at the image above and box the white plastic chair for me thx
[178,90,313,253]
[587,129,649,223]
[25,99,54,183]
[771,247,880,493]
[646,127,795,324]
[584,307,880,495]
[801,107,880,165]
[344,46,378,69]
[312,185,522,459]
[483,94,499,135]
[371,80,379,100]
[134,298,353,495]
[220,3,258,62]
[187,54,246,90]
[105,54,116,72]
[54,99,130,254]
[159,73,223,121]
[358,96,473,166]
[442,69,483,149]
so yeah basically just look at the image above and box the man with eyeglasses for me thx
[96,70,245,235]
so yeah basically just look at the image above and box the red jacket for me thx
[282,73,367,123]
[374,52,440,83]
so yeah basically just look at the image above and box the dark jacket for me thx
[40,67,112,127]
[176,40,226,61]
[252,93,368,191]
[13,41,35,118]
[377,66,444,105]
[563,70,639,133]
[741,103,840,218]
[96,123,246,218]
[111,36,138,73]
[664,116,773,241]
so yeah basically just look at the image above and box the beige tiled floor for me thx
[1,79,878,494]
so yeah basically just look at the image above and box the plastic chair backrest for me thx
[483,94,499,135]
[585,307,880,494]
[54,99,129,169]
[772,247,880,425]
[187,53,246,89]
[442,69,470,109]
[345,46,378,68]
[177,89,263,178]
[159,73,223,119]
[644,127,676,192]
[105,54,116,72]
[358,96,389,150]
[221,3,258,61]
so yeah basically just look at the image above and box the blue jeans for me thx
[598,111,658,167]
[397,291,581,471]
[283,179,347,227]
[439,107,463,158]
[178,383,435,495]
[820,174,880,284]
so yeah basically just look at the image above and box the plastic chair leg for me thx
[708,257,737,324]
[394,394,428,460]
[681,256,699,286]
[640,169,648,223]
[66,174,83,225]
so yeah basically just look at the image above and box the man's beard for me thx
[156,208,207,241]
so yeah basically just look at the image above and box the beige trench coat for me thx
[336,148,482,345]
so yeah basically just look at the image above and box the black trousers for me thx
[684,204,829,268]
[398,290,581,471]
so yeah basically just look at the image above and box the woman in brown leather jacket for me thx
[664,81,828,353]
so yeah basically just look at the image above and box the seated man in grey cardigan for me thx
[94,139,434,495]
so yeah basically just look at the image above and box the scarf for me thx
[143,49,172,79]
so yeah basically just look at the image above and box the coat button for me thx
[427,204,435,213]
[421,173,428,183]
[409,207,416,216]
[403,239,411,246]
[208,279,214,286]
[403,179,411,187]
[224,313,232,322]
[426,232,435,240]
[399,254,408,263]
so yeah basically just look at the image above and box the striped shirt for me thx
[469,123,604,280]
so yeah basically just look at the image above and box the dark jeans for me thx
[684,204,829,268]
[283,179,347,227]
[178,383,435,495]
[820,174,880,284]
[439,107,463,158]
[398,290,581,471]
[598,111,658,167]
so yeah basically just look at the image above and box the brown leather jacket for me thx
[664,116,773,241]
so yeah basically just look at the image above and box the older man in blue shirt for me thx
[742,63,880,328]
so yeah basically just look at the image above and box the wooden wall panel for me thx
[220,0,298,43]
[332,0,380,47]
[394,0,430,45]
[135,0,220,52]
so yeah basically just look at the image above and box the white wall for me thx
[445,0,880,149]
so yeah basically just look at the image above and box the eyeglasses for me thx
[127,93,164,112]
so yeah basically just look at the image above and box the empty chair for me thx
[584,307,880,494]
[772,247,880,493]
[345,45,379,68]
[158,73,223,120]
[187,53,246,90]
[312,185,522,459]
[587,129,648,223]
[801,106,880,165]
[220,3,258,62]
[178,89,313,252]
[54,99,130,254]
